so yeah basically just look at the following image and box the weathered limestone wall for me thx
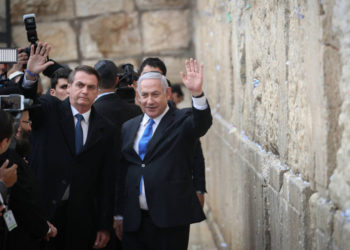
[10,0,194,87]
[8,0,350,249]
[195,0,350,249]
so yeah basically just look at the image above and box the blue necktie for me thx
[138,119,154,195]
[75,114,84,154]
[138,119,154,160]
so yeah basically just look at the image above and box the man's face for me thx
[19,111,32,134]
[68,71,98,113]
[51,78,69,101]
[139,78,170,118]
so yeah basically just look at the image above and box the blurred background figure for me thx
[171,83,184,106]
[48,67,72,101]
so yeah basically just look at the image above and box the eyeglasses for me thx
[21,120,32,125]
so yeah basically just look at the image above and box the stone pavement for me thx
[188,220,218,250]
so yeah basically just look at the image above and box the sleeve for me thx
[96,128,116,231]
[192,95,208,110]
[18,75,39,100]
[192,140,207,192]
[0,181,7,198]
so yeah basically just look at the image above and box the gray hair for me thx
[137,72,168,94]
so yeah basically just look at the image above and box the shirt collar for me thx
[141,105,169,127]
[71,105,91,123]
[95,91,114,101]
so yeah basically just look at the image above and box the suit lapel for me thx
[124,115,143,157]
[58,99,75,155]
[82,107,105,154]
[144,108,175,161]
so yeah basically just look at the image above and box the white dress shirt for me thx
[70,106,91,145]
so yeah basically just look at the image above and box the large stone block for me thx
[135,0,189,10]
[11,0,74,23]
[285,206,300,250]
[315,199,334,238]
[80,13,142,59]
[282,171,312,212]
[12,22,78,62]
[332,211,350,250]
[266,187,282,250]
[332,211,345,249]
[75,0,134,17]
[162,57,192,84]
[269,160,288,192]
[289,174,312,212]
[142,10,191,53]
[315,229,329,250]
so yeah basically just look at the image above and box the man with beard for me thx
[15,110,32,159]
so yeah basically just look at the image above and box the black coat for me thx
[118,104,212,232]
[167,100,207,192]
[28,95,116,249]
[0,149,49,250]
[93,93,142,129]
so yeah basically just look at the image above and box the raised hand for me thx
[180,58,204,97]
[26,42,54,76]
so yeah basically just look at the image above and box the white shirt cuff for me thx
[192,95,208,110]
[114,215,123,221]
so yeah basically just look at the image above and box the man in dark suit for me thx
[24,43,115,249]
[138,57,207,207]
[93,59,142,127]
[116,58,212,250]
[93,59,142,249]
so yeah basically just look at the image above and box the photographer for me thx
[115,64,139,104]
[0,109,57,249]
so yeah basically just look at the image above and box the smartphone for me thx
[0,95,24,111]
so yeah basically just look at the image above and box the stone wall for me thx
[8,0,350,249]
[10,0,194,89]
[195,0,350,249]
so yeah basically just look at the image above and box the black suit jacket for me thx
[93,93,142,129]
[118,104,212,232]
[167,101,207,192]
[28,95,116,249]
[0,149,49,250]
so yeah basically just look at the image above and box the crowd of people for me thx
[0,41,212,250]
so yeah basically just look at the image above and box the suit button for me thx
[141,164,145,168]
[62,180,67,185]
[52,200,57,205]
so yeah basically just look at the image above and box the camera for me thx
[117,64,139,88]
[21,13,63,77]
[115,64,139,103]
[22,14,38,58]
